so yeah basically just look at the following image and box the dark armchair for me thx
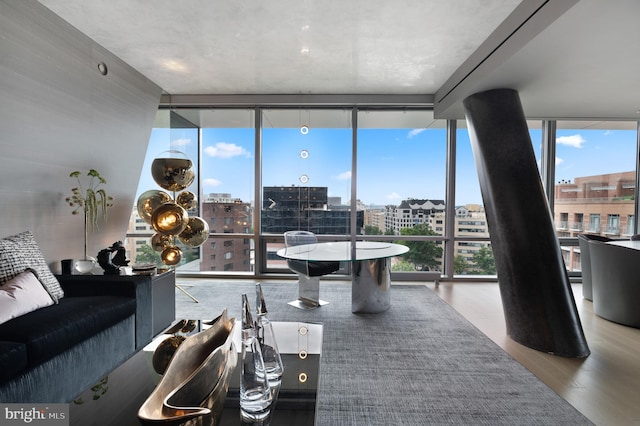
[577,233,611,301]
[588,239,640,328]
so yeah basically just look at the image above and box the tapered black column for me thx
[463,88,589,357]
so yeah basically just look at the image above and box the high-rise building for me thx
[200,194,253,272]
[384,199,445,235]
[429,205,491,273]
[125,206,154,264]
[383,199,490,273]
[262,186,363,235]
[554,171,635,271]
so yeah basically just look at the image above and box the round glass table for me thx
[277,241,409,313]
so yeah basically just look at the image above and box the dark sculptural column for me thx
[463,88,589,358]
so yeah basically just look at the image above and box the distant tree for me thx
[392,260,415,272]
[471,247,496,274]
[182,248,197,264]
[135,244,162,266]
[135,243,200,267]
[453,255,468,275]
[384,229,395,236]
[396,223,443,271]
[364,225,382,235]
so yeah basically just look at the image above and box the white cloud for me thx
[204,142,251,159]
[335,171,351,180]
[386,192,402,201]
[203,178,222,187]
[556,134,586,148]
[408,128,426,138]
[556,157,564,165]
[171,138,191,147]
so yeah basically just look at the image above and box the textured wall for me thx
[0,0,162,272]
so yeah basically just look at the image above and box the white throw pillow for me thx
[0,269,55,324]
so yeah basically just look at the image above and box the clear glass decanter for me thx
[255,283,284,392]
[239,294,272,421]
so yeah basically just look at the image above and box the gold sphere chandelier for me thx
[151,202,188,236]
[136,150,210,268]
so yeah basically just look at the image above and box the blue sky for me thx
[553,129,636,182]
[137,125,637,208]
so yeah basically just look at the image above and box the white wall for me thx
[0,0,162,272]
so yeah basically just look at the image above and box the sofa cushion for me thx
[0,231,64,302]
[0,341,28,381]
[0,269,55,325]
[0,296,135,366]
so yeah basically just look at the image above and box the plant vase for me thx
[74,210,96,274]
[66,169,112,274]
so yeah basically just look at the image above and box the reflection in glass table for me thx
[277,241,409,313]
[69,321,323,426]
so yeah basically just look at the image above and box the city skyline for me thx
[137,124,638,208]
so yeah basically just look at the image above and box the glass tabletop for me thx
[607,240,640,250]
[69,321,323,426]
[276,241,409,262]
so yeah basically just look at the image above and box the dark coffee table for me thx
[69,321,323,425]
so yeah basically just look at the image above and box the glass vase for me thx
[74,210,96,274]
[239,294,272,421]
[74,257,96,274]
[255,283,284,393]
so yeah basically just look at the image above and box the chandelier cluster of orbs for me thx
[136,150,209,266]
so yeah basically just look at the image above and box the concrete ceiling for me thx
[38,0,640,120]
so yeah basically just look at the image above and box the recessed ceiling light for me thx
[161,59,188,72]
[300,48,310,55]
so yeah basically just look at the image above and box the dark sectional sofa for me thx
[0,275,156,403]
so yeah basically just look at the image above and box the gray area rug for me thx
[175,280,592,425]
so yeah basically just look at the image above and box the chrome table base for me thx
[288,274,329,310]
[288,258,392,313]
[352,258,391,314]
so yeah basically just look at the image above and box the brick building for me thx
[554,171,636,271]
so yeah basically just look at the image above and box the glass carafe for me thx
[239,294,272,421]
[255,283,284,392]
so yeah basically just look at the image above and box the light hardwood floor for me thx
[428,282,640,426]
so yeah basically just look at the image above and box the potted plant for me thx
[65,169,114,273]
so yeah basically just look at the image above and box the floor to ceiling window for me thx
[453,120,542,276]
[126,109,256,273]
[552,120,638,273]
[126,105,640,282]
[261,108,353,271]
[357,110,446,274]
[454,122,493,276]
[125,110,201,271]
[261,109,353,234]
[198,109,255,273]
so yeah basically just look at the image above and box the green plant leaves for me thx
[67,169,113,231]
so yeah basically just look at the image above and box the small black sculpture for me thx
[98,241,130,275]
[110,241,129,267]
